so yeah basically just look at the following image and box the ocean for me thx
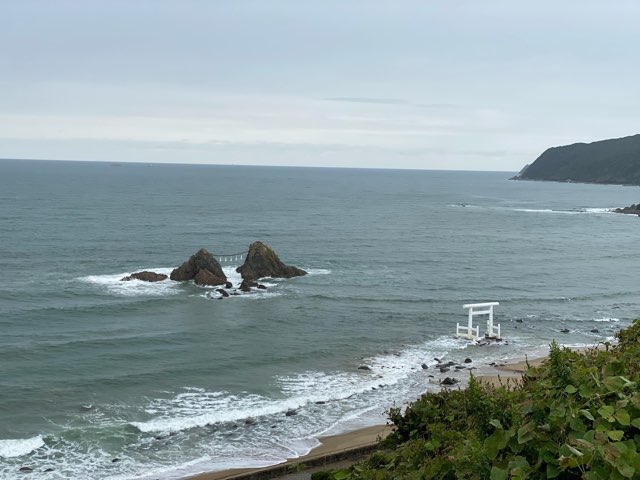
[1,159,639,479]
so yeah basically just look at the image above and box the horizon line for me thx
[0,157,517,174]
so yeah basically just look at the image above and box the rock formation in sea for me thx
[236,241,307,283]
[170,248,227,286]
[120,271,168,282]
[613,203,640,216]
[511,133,640,185]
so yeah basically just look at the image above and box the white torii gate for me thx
[456,302,501,341]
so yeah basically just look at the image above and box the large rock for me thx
[120,271,168,282]
[170,249,227,286]
[236,241,307,282]
[613,203,640,215]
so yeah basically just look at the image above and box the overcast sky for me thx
[1,1,639,171]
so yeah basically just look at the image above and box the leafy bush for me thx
[322,320,640,479]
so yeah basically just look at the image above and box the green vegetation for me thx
[318,321,640,479]
[513,134,640,185]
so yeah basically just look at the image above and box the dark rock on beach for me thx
[19,466,33,472]
[464,358,472,363]
[170,248,227,286]
[120,271,168,282]
[239,279,258,292]
[358,365,372,371]
[441,377,458,386]
[216,288,230,297]
[237,241,306,282]
[421,363,428,370]
[285,409,298,417]
[613,203,640,215]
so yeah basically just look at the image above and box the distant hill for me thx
[512,134,640,185]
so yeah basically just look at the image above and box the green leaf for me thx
[489,419,503,430]
[608,430,625,441]
[617,462,635,479]
[615,408,631,426]
[631,418,640,428]
[490,466,508,480]
[517,422,535,444]
[485,430,509,460]
[598,405,615,422]
[564,444,584,457]
[565,384,577,394]
[580,409,595,421]
[546,463,561,478]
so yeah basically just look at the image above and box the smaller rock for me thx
[111,458,120,463]
[441,377,458,386]
[245,418,257,426]
[194,269,226,286]
[315,401,326,405]
[216,289,230,297]
[439,367,450,373]
[256,284,267,290]
[560,328,570,333]
[358,365,372,371]
[464,358,472,363]
[120,271,168,282]
[285,409,298,417]
[19,467,33,472]
[225,281,233,289]
[515,318,523,323]
[590,329,599,333]
[239,279,258,292]
[455,365,465,370]
[421,363,428,370]
[44,468,54,472]
[434,357,442,363]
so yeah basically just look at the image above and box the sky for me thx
[1,0,639,171]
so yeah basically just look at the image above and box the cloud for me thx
[324,97,407,105]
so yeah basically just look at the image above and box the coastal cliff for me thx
[512,134,640,185]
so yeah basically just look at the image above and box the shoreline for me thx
[184,354,546,480]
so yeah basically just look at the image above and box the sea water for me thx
[1,160,639,479]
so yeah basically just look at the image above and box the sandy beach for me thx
[185,354,546,480]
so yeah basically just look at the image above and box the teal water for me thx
[1,160,639,479]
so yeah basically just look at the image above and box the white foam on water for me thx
[594,317,619,322]
[130,391,305,433]
[130,334,473,438]
[78,267,180,297]
[584,208,615,214]
[513,207,614,215]
[0,436,44,458]
[305,268,331,275]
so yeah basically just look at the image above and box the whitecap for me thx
[78,267,179,297]
[0,436,45,458]
[594,317,619,322]
[305,268,331,275]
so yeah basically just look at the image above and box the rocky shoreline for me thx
[613,203,640,216]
